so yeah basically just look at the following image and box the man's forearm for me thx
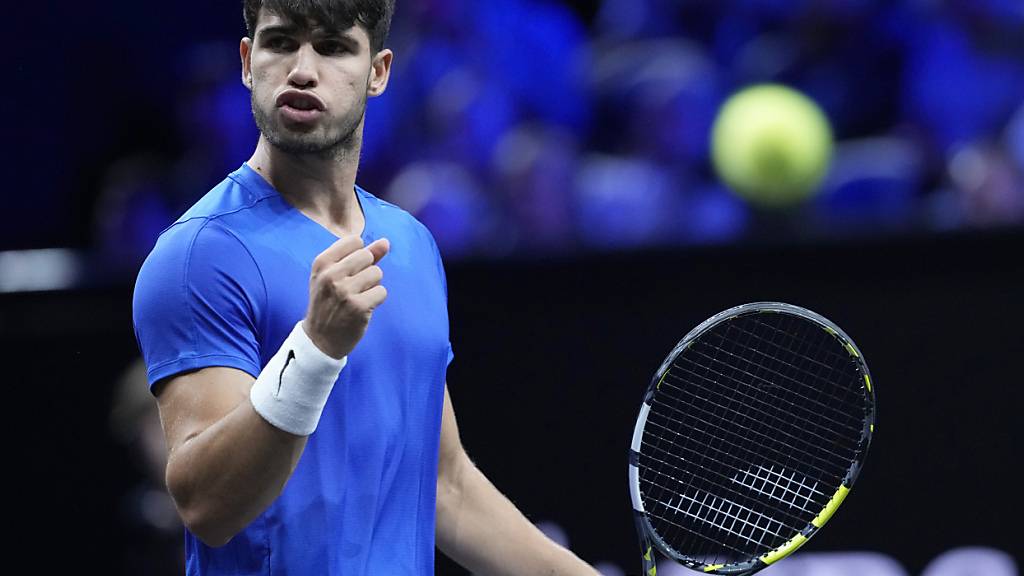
[436,454,598,576]
[166,398,306,547]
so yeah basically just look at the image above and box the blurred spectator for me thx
[936,140,1024,228]
[899,10,1024,158]
[386,161,503,258]
[91,42,256,266]
[1010,103,1024,172]
[109,359,183,576]
[573,154,684,248]
[492,123,582,253]
[363,0,595,255]
[812,136,923,232]
[92,155,178,265]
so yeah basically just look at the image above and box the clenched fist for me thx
[302,236,390,359]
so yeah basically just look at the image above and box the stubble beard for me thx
[251,87,366,160]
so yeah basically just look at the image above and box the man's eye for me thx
[265,37,295,50]
[317,41,348,55]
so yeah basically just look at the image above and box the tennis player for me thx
[132,1,597,574]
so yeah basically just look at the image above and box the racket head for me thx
[629,302,875,575]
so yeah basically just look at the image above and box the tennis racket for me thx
[628,302,875,575]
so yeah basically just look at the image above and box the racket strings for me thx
[660,370,860,463]
[639,439,820,526]
[641,444,797,558]
[738,316,866,407]
[641,467,794,562]
[742,316,855,372]
[708,315,867,448]
[655,353,859,478]
[642,395,846,495]
[641,407,842,503]
[641,462,788,557]
[637,311,870,566]
[647,492,787,551]
[639,397,834,556]
[708,319,866,426]
[684,338,865,433]
[643,427,830,507]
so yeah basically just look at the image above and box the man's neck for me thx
[246,136,364,238]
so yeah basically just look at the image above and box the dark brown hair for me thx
[244,0,396,53]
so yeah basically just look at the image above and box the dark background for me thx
[6,0,1024,574]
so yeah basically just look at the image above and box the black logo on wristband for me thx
[278,350,296,396]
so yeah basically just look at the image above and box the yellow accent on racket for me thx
[762,533,808,565]
[812,485,850,528]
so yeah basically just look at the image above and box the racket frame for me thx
[628,302,876,576]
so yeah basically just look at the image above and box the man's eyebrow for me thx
[256,24,300,38]
[257,24,359,41]
[313,28,360,42]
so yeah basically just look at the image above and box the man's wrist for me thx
[250,321,347,436]
[301,319,348,360]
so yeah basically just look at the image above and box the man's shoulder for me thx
[150,167,279,255]
[140,168,275,276]
[175,167,277,226]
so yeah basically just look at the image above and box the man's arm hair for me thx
[435,385,598,576]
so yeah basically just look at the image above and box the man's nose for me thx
[287,44,318,87]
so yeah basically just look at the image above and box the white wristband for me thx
[250,321,347,436]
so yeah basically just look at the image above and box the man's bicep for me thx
[155,367,255,455]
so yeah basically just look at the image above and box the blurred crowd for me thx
[88,0,1024,263]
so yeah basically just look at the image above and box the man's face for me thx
[241,9,390,156]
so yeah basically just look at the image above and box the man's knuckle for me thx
[311,273,329,292]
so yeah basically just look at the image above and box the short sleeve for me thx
[133,218,265,389]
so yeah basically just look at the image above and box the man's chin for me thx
[266,132,336,155]
[255,116,359,156]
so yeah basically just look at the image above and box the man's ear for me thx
[240,37,254,89]
[368,49,393,97]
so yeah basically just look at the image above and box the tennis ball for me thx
[711,84,833,207]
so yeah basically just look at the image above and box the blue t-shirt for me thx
[133,164,453,575]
